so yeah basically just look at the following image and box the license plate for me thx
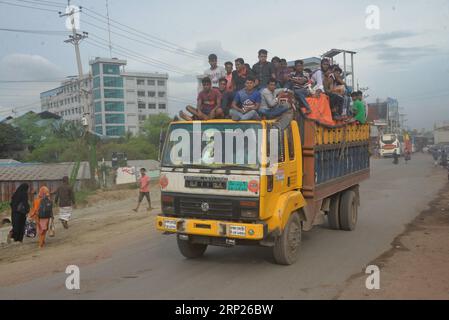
[229,225,246,236]
[227,181,248,191]
[164,220,177,230]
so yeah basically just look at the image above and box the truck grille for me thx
[162,193,259,221]
[179,197,233,217]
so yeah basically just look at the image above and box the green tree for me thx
[140,113,172,146]
[0,123,24,157]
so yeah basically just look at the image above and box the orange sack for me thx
[303,94,335,126]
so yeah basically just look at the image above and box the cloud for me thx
[193,41,237,64]
[361,31,420,42]
[356,31,439,64]
[0,53,64,80]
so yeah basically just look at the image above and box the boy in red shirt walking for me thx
[133,168,152,212]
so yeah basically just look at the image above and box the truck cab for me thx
[156,117,370,264]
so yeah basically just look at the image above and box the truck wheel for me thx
[177,235,207,259]
[273,213,302,265]
[339,190,358,231]
[327,194,340,230]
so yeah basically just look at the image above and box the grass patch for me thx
[75,189,96,206]
[0,201,10,214]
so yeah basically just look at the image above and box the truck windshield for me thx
[161,122,262,169]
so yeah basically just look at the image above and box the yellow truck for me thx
[156,112,370,265]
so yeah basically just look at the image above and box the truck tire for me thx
[327,194,340,230]
[273,213,302,265]
[339,190,358,231]
[177,235,207,259]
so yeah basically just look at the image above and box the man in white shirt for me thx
[311,58,331,93]
[204,53,226,88]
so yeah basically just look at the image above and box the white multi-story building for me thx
[40,57,169,137]
[40,76,92,123]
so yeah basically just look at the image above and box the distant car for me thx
[422,146,429,153]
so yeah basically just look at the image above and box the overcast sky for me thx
[0,0,448,130]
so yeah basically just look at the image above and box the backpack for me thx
[38,196,53,219]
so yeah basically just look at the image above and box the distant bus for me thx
[380,133,401,157]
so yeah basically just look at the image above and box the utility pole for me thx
[59,1,97,187]
[59,1,89,121]
[105,0,113,57]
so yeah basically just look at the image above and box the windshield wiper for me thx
[220,164,258,171]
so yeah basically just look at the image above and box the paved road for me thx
[1,153,447,299]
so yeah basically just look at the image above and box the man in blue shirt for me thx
[230,76,261,121]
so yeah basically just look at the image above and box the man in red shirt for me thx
[179,77,224,120]
[133,168,152,212]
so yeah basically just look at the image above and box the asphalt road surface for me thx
[1,153,447,299]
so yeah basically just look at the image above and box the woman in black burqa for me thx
[9,183,30,242]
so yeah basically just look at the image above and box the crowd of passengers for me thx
[179,49,366,125]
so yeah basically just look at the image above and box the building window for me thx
[93,89,101,100]
[157,80,165,86]
[138,102,146,109]
[138,115,146,121]
[158,91,166,98]
[104,76,123,88]
[137,79,145,85]
[105,114,125,124]
[105,101,125,112]
[94,102,102,113]
[92,63,100,76]
[137,91,146,97]
[148,91,156,97]
[104,89,124,99]
[95,126,103,135]
[95,114,102,125]
[148,103,156,109]
[106,126,125,136]
[103,64,120,75]
[158,103,166,109]
[147,79,155,86]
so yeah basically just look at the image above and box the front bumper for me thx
[156,215,265,240]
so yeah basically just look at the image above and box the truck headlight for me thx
[241,209,258,218]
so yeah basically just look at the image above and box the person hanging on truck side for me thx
[259,78,290,119]
[204,53,226,88]
[179,77,224,121]
[252,49,276,90]
[284,60,312,114]
[232,58,254,92]
[230,76,261,121]
[349,92,366,124]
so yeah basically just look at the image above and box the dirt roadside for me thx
[336,182,449,300]
[0,186,160,287]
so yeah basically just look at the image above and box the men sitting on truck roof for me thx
[232,58,254,91]
[252,49,276,90]
[258,78,290,119]
[230,76,261,121]
[349,91,366,124]
[284,60,312,114]
[179,77,224,121]
[218,77,234,118]
[204,53,226,88]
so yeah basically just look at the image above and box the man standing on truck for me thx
[218,77,234,117]
[230,76,261,121]
[133,168,152,212]
[252,49,276,90]
[204,53,226,88]
[232,58,254,91]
